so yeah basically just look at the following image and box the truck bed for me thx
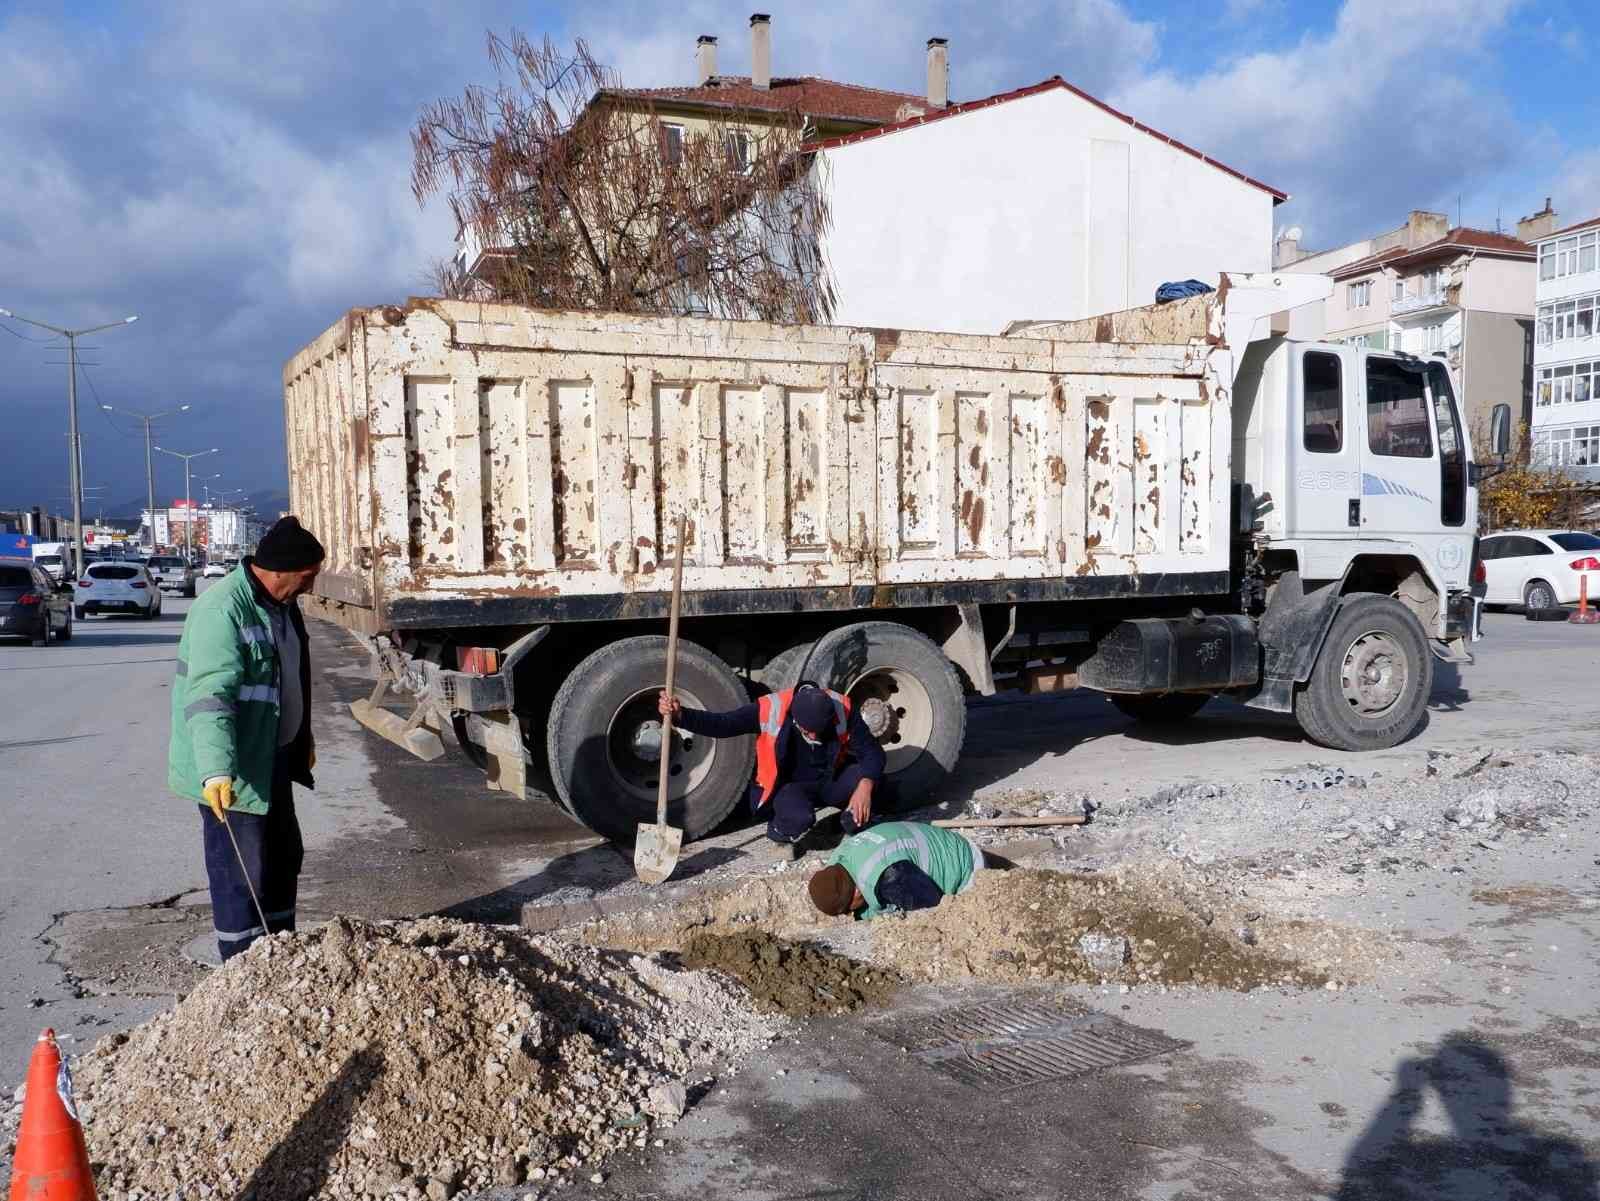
[284,300,1230,634]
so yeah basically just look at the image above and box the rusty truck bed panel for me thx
[284,299,1228,633]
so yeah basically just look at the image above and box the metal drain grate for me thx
[873,997,1189,1092]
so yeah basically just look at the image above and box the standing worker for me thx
[658,682,886,858]
[168,516,325,960]
[807,820,984,919]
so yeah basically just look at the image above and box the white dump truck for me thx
[284,274,1483,842]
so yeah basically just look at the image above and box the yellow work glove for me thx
[202,777,235,821]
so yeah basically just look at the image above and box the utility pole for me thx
[100,402,190,547]
[0,308,138,579]
[155,447,219,564]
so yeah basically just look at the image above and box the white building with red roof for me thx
[807,73,1286,334]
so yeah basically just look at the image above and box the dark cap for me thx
[790,686,835,734]
[808,865,855,916]
[254,516,325,572]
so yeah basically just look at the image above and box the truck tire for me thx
[1109,692,1210,724]
[748,641,816,696]
[1293,594,1431,752]
[804,621,966,806]
[546,636,754,844]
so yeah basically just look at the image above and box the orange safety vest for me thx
[753,687,852,807]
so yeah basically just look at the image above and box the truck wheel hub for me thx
[1339,631,1406,716]
[608,688,712,803]
[846,667,932,775]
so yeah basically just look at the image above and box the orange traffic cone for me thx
[7,1029,97,1201]
[1571,575,1600,624]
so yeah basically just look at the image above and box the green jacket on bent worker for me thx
[167,563,315,815]
[820,820,978,920]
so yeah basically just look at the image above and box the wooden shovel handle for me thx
[657,513,688,826]
[932,815,1088,829]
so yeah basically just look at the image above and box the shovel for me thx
[635,513,688,884]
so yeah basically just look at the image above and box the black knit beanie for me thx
[254,516,325,572]
[790,685,836,734]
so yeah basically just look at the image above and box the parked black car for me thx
[0,556,72,646]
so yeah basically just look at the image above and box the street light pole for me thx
[155,447,219,563]
[0,308,139,579]
[100,402,190,547]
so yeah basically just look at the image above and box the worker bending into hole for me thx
[658,682,886,859]
[808,820,984,919]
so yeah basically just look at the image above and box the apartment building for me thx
[1530,214,1600,480]
[1276,211,1535,434]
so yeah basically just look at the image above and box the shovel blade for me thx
[634,821,684,885]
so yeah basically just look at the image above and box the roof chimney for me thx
[750,14,771,91]
[1517,196,1558,243]
[696,35,717,85]
[926,38,949,109]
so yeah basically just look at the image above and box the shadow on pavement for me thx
[1333,1032,1599,1200]
[1430,658,1471,713]
[238,1046,385,1200]
[76,628,182,647]
[0,733,100,751]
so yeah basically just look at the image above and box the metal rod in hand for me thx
[220,811,271,936]
[656,513,687,828]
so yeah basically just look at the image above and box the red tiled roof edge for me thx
[801,76,1289,203]
[601,75,930,126]
[1328,228,1534,279]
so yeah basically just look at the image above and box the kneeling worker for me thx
[658,682,885,856]
[808,821,983,920]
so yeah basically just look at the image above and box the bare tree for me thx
[411,33,834,323]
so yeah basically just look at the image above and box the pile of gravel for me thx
[72,916,782,1200]
[1040,748,1591,878]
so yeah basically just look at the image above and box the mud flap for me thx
[1242,571,1342,714]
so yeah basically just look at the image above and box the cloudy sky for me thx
[1,0,1595,512]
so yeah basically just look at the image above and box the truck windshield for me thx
[1427,362,1466,527]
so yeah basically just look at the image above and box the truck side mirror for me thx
[1489,404,1511,459]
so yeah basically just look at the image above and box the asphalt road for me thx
[2,591,1598,1197]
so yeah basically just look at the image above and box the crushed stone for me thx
[71,916,783,1200]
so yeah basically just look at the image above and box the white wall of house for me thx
[1461,254,1535,315]
[818,86,1275,334]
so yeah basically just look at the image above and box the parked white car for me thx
[1478,530,1600,609]
[202,563,228,578]
[74,562,162,620]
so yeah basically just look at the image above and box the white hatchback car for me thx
[74,561,163,620]
[1478,530,1600,610]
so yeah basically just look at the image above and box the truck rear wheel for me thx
[1293,594,1431,752]
[748,641,816,696]
[546,636,754,844]
[1109,692,1211,724]
[805,621,966,807]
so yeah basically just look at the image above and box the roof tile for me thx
[605,75,930,126]
[1330,227,1532,278]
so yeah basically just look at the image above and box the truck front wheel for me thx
[546,636,754,844]
[1293,594,1432,752]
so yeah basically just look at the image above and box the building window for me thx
[1393,277,1405,301]
[1303,351,1343,453]
[1579,296,1595,340]
[1536,424,1600,467]
[1584,232,1599,274]
[660,122,684,166]
[1541,243,1556,281]
[1366,357,1433,458]
[1347,280,1372,308]
[723,130,751,173]
[1421,267,1445,300]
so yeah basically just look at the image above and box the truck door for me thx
[1288,345,1362,537]
[1357,355,1471,588]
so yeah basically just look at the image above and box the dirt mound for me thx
[680,933,899,1017]
[74,916,782,1199]
[873,867,1389,991]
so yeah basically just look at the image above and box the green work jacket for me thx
[167,564,313,815]
[826,821,975,920]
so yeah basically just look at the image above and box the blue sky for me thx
[1,0,1595,510]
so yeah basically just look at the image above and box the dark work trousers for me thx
[757,762,892,843]
[200,755,304,961]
